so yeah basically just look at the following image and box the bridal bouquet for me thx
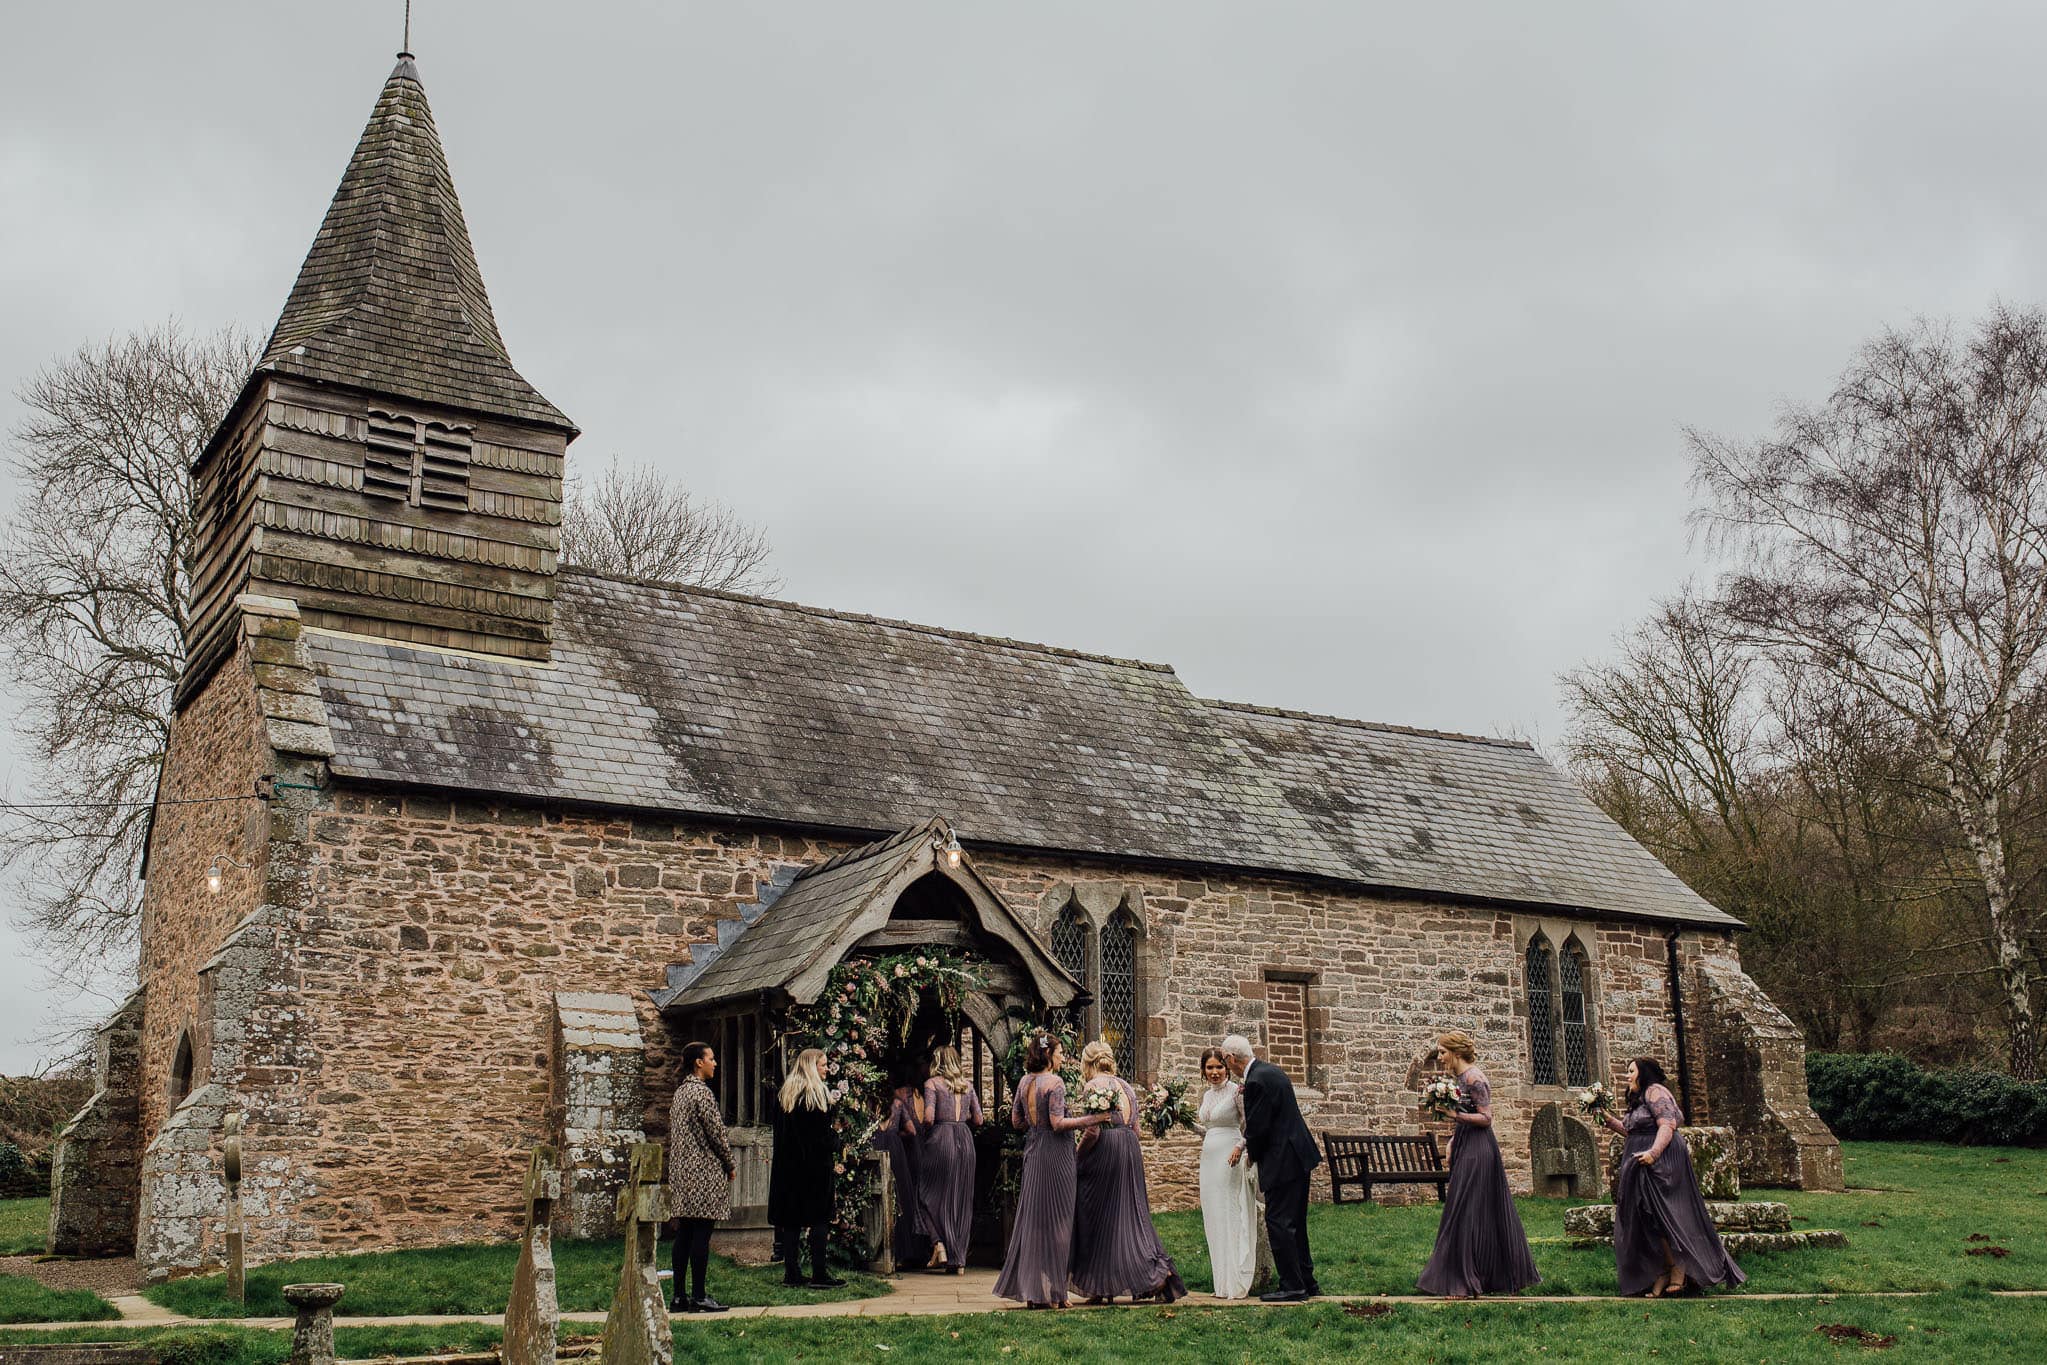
[1082,1082,1121,1116]
[1139,1079,1197,1140]
[1420,1076,1464,1119]
[1575,1081,1615,1118]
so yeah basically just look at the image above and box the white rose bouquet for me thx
[1575,1082,1614,1118]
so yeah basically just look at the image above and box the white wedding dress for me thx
[1197,1079,1259,1298]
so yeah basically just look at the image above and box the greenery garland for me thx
[777,949,984,1254]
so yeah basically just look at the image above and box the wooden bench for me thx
[1322,1132,1447,1204]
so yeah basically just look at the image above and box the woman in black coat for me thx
[769,1046,843,1288]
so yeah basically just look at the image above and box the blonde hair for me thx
[1080,1040,1117,1076]
[778,1047,831,1113]
[932,1045,969,1092]
[1437,1030,1478,1066]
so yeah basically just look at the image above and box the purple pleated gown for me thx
[1071,1078,1187,1303]
[872,1090,932,1270]
[1416,1068,1540,1297]
[919,1077,982,1270]
[994,1074,1080,1306]
[1614,1085,1745,1295]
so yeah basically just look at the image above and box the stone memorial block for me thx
[551,993,647,1239]
[598,1143,670,1365]
[505,1145,561,1365]
[1530,1102,1600,1199]
[1606,1125,1740,1200]
[282,1282,344,1365]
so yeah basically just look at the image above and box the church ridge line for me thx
[557,563,1181,675]
[1204,697,1537,752]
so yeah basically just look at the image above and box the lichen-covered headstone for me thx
[598,1143,670,1365]
[505,1145,561,1365]
[282,1282,344,1365]
[1605,1125,1740,1199]
[1530,1102,1600,1199]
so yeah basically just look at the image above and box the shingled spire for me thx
[181,55,573,698]
[256,54,571,431]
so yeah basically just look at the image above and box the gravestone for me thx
[598,1143,670,1365]
[282,1283,344,1365]
[1605,1125,1740,1199]
[221,1112,245,1307]
[1530,1102,1600,1199]
[505,1145,561,1365]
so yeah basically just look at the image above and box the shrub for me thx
[1807,1052,2047,1145]
[0,1143,26,1185]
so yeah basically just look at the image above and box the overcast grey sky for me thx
[2,1,2042,1070]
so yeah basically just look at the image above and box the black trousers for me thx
[671,1218,713,1301]
[779,1222,830,1281]
[1262,1172,1316,1293]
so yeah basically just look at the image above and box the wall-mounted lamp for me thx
[206,853,253,895]
[937,829,963,869]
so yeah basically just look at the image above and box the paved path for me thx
[5,1269,2047,1334]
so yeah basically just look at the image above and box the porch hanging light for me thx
[936,828,963,868]
[206,853,253,894]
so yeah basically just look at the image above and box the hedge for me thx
[1806,1052,2047,1146]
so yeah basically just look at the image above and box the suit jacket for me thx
[1241,1058,1321,1187]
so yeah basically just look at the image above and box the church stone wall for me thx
[133,645,273,1150]
[120,766,1811,1270]
[974,855,1742,1209]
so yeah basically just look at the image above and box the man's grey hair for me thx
[1220,1034,1255,1062]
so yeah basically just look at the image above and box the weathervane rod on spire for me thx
[402,0,413,57]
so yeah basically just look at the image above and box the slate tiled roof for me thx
[1208,701,1734,927]
[304,569,1739,928]
[253,56,573,432]
[661,824,931,1008]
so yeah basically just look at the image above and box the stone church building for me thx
[49,54,1840,1280]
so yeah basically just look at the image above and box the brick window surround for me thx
[1263,973,1312,1080]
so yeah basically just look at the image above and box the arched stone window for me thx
[168,1029,195,1107]
[1100,909,1139,1078]
[1525,935,1559,1086]
[1559,937,1594,1087]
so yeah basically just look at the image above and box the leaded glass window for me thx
[1559,940,1592,1087]
[1051,903,1092,1033]
[1526,936,1559,1086]
[1101,910,1138,1078]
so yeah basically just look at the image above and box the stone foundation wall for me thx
[47,991,146,1255]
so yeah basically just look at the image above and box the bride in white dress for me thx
[1195,1046,1259,1298]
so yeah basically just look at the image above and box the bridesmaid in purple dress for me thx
[919,1045,984,1273]
[1598,1058,1745,1297]
[872,1069,932,1271]
[1416,1031,1540,1298]
[994,1033,1109,1309]
[1071,1041,1188,1305]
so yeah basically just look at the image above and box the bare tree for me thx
[0,323,254,975]
[1565,595,1935,1051]
[1691,306,2047,1076]
[560,457,779,594]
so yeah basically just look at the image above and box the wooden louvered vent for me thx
[365,409,474,510]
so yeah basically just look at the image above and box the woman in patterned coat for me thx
[668,1041,735,1314]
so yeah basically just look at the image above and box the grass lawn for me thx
[0,1197,48,1256]
[143,1238,888,1318]
[1153,1141,2047,1297]
[7,1295,2047,1363]
[0,1322,505,1365]
[0,1273,118,1325]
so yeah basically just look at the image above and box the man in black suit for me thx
[1223,1033,1321,1301]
